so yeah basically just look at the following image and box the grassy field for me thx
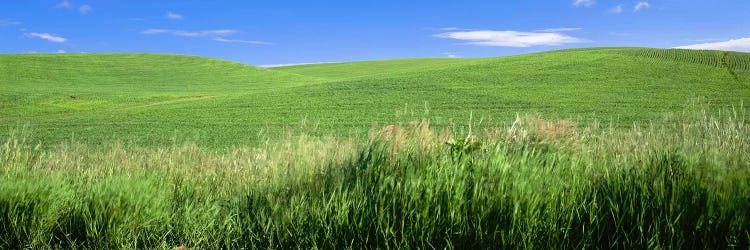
[1,47,749,147]
[1,47,750,248]
[2,111,749,248]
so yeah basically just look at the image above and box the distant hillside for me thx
[1,48,748,146]
[0,53,316,116]
[276,47,750,79]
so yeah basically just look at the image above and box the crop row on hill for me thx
[728,52,750,72]
[615,48,750,72]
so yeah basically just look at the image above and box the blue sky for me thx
[1,0,748,66]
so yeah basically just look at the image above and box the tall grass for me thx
[1,110,749,249]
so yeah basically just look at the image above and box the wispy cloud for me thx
[0,19,21,26]
[634,2,651,11]
[142,29,270,45]
[25,32,67,43]
[57,1,92,14]
[443,52,460,58]
[688,38,721,43]
[212,37,271,45]
[536,27,581,32]
[166,11,183,20]
[79,4,93,14]
[609,5,624,14]
[436,29,586,47]
[675,38,750,53]
[143,29,237,37]
[573,0,595,7]
[56,0,72,9]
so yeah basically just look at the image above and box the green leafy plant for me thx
[445,135,481,161]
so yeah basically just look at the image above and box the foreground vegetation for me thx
[2,108,748,249]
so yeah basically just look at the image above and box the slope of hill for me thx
[1,48,749,146]
[0,53,318,116]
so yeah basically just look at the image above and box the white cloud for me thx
[57,50,66,53]
[573,0,595,7]
[143,29,237,37]
[25,32,67,43]
[689,38,721,43]
[675,38,750,53]
[536,27,581,32]
[609,5,624,14]
[212,37,271,45]
[634,2,651,11]
[442,52,461,58]
[143,29,270,45]
[166,11,183,20]
[79,5,93,14]
[440,27,460,31]
[56,0,72,9]
[0,19,21,26]
[436,30,586,47]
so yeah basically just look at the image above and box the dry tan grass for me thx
[369,120,458,158]
[529,116,578,142]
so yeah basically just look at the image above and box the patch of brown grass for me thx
[529,116,578,142]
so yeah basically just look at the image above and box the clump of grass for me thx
[1,110,749,249]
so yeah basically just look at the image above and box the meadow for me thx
[1,47,749,147]
[1,47,749,248]
[2,109,749,249]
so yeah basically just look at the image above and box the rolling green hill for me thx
[1,48,749,146]
[3,48,750,249]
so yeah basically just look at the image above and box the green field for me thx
[2,47,749,147]
[1,47,750,248]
